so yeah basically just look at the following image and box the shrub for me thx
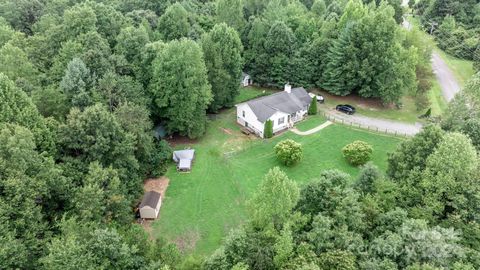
[274,139,303,166]
[264,120,273,138]
[308,96,317,115]
[342,141,373,166]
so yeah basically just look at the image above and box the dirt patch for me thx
[140,177,170,239]
[144,176,170,198]
[311,89,391,110]
[166,134,198,147]
[220,127,233,135]
[173,230,200,253]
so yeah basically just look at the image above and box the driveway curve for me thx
[431,52,461,102]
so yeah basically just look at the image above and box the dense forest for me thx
[413,0,480,69]
[0,0,479,269]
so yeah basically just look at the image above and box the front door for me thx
[245,122,249,128]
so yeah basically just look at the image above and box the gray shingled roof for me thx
[140,191,161,208]
[245,87,311,123]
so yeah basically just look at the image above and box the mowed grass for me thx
[152,107,402,256]
[295,114,327,131]
[235,86,277,103]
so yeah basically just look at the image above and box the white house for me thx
[139,191,162,219]
[235,84,312,138]
[241,72,252,87]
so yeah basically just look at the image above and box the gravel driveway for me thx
[322,109,423,136]
[431,52,461,102]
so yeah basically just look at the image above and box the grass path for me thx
[291,121,333,135]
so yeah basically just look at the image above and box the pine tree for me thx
[264,120,273,138]
[308,96,317,115]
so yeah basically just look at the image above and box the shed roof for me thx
[139,191,161,209]
[178,159,192,170]
[173,149,195,162]
[241,87,311,122]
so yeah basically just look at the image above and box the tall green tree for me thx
[157,3,190,41]
[150,39,212,138]
[216,0,246,32]
[0,73,55,154]
[0,43,39,92]
[201,23,243,111]
[264,21,297,87]
[60,58,94,109]
[248,167,299,228]
[323,2,417,103]
[114,25,150,72]
[59,104,140,196]
[62,3,97,39]
[421,132,479,222]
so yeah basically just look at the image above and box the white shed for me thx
[241,72,252,87]
[173,149,195,172]
[139,191,162,219]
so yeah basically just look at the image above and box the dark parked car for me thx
[336,104,356,115]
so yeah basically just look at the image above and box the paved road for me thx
[431,52,461,102]
[322,109,423,136]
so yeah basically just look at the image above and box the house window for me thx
[278,117,285,125]
[242,111,245,117]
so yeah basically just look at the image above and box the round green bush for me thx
[342,140,373,166]
[274,139,303,166]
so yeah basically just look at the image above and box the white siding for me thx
[236,104,308,138]
[236,103,265,137]
[269,111,290,133]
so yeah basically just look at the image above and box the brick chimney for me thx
[284,83,291,93]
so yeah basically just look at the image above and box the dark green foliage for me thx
[201,23,243,112]
[416,0,479,62]
[157,3,190,41]
[307,96,317,115]
[150,39,212,138]
[355,162,382,194]
[216,0,246,32]
[442,73,480,150]
[323,2,416,104]
[387,125,445,180]
[342,140,373,166]
[264,21,297,87]
[59,104,141,196]
[0,73,56,154]
[263,119,273,138]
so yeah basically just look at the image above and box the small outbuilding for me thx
[139,191,162,219]
[173,149,195,172]
[241,72,252,87]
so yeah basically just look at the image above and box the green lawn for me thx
[428,79,448,116]
[235,86,277,103]
[152,108,402,256]
[295,114,327,131]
